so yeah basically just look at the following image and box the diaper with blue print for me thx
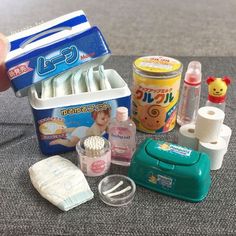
[29,155,94,211]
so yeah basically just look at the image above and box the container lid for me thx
[6,10,90,62]
[5,11,111,97]
[133,56,183,77]
[145,140,199,166]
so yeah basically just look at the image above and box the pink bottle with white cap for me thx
[177,61,202,126]
[108,107,136,166]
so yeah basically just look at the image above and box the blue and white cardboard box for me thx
[5,11,131,155]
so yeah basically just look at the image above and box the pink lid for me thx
[184,61,202,85]
[116,107,128,122]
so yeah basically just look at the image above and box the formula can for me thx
[132,56,183,133]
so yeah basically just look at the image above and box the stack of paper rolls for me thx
[178,106,232,170]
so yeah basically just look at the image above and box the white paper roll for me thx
[195,106,225,142]
[198,137,227,170]
[178,124,198,150]
[220,124,232,148]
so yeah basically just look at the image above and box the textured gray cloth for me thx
[1,0,236,56]
[0,56,236,235]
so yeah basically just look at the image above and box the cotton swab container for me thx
[76,136,111,176]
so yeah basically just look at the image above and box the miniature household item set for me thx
[5,12,233,210]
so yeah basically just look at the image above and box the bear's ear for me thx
[207,76,215,84]
[222,76,231,86]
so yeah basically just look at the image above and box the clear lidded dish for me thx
[98,174,136,207]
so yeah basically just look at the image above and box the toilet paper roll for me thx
[195,106,225,142]
[198,137,227,170]
[178,124,198,150]
[220,124,232,148]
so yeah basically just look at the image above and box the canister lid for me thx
[133,56,182,77]
[145,140,199,166]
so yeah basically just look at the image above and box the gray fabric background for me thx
[0,56,235,235]
[1,0,236,56]
[1,0,236,234]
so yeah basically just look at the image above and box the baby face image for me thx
[138,104,166,131]
[93,110,110,126]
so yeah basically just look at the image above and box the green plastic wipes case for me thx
[128,138,211,202]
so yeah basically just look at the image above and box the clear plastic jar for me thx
[76,136,111,177]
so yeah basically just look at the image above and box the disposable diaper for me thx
[41,77,54,99]
[99,65,112,90]
[85,67,100,92]
[29,155,94,211]
[71,70,87,94]
[53,72,72,97]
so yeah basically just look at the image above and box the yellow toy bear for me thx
[207,76,231,104]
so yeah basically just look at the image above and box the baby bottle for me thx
[108,107,136,166]
[177,61,202,126]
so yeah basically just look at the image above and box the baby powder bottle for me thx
[177,61,202,126]
[108,107,136,166]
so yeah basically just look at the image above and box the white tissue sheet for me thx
[29,155,94,211]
